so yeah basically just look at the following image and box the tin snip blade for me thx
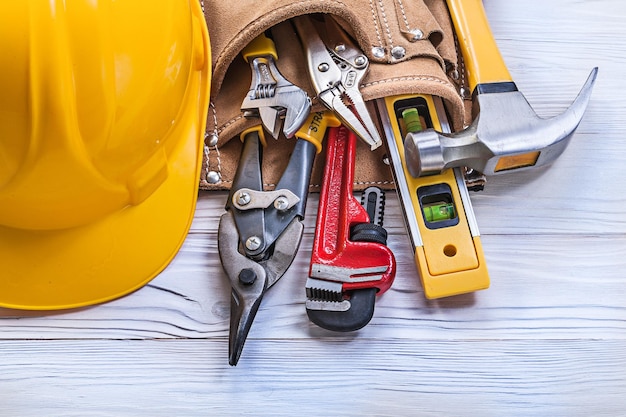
[218,110,334,365]
[376,95,489,299]
[217,123,313,366]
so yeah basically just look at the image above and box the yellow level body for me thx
[377,95,489,299]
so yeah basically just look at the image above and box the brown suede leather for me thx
[200,0,467,191]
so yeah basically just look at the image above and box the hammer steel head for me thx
[405,68,598,177]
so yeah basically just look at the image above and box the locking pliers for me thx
[292,15,382,150]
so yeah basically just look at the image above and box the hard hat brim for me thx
[0,121,205,310]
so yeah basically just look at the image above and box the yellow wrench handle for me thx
[241,33,278,62]
[295,111,341,154]
[446,0,512,92]
[240,125,267,146]
[240,112,340,154]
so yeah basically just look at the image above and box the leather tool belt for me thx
[201,0,469,191]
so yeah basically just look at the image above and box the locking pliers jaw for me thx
[293,15,382,150]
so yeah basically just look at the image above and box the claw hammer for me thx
[305,114,396,332]
[404,0,598,177]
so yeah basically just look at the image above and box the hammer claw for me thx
[556,67,598,130]
[414,1,599,179]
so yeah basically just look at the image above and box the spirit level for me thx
[376,95,489,299]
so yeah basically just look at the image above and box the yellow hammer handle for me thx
[241,33,278,62]
[446,0,512,92]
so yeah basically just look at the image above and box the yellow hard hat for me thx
[0,0,210,309]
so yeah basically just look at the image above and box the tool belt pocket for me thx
[201,0,466,191]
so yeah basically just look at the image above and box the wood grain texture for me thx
[1,0,625,415]
[0,339,625,417]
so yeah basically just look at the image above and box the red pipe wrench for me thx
[306,125,396,332]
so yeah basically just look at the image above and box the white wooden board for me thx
[1,1,625,415]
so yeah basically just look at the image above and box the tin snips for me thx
[218,33,315,365]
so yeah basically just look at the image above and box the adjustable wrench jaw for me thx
[293,15,382,150]
[241,81,312,139]
[306,126,396,332]
[240,34,311,139]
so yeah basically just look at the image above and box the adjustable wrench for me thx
[240,33,311,139]
[306,119,396,332]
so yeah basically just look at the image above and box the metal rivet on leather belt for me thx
[391,46,406,60]
[409,29,424,41]
[204,131,222,184]
[371,47,385,59]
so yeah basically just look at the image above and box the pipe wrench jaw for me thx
[306,239,395,332]
[305,282,377,333]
